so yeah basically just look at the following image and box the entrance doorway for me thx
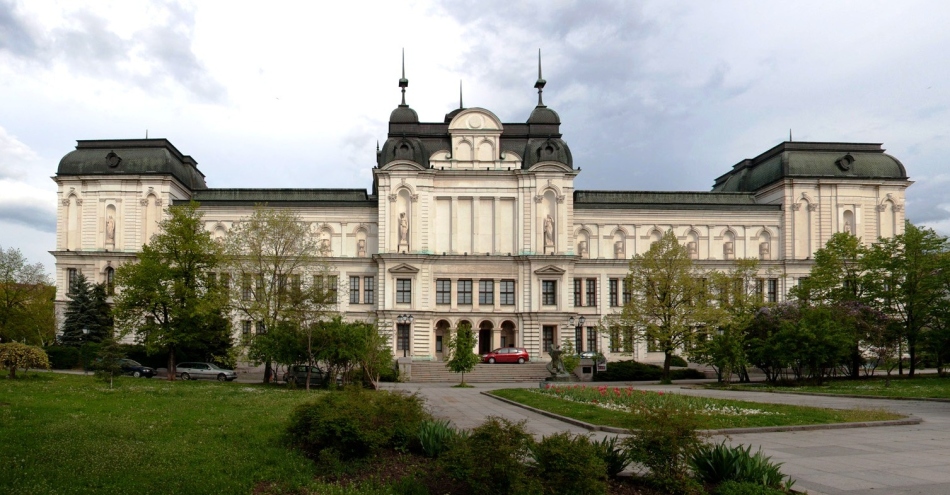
[478,321,494,354]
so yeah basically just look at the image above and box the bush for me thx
[692,442,794,490]
[531,432,607,495]
[45,346,80,369]
[0,343,51,378]
[592,435,632,478]
[714,480,788,495]
[668,354,689,367]
[378,363,400,383]
[418,419,460,458]
[624,401,707,485]
[79,343,101,370]
[286,389,429,460]
[595,360,704,381]
[440,417,539,495]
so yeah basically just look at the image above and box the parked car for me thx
[119,359,155,378]
[481,347,530,364]
[282,364,325,386]
[176,362,237,382]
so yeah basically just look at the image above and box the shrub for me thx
[592,435,632,478]
[531,432,607,495]
[378,363,400,383]
[418,419,460,458]
[286,389,429,459]
[79,343,101,370]
[668,354,689,367]
[44,345,80,369]
[623,400,707,485]
[439,417,539,495]
[0,343,51,378]
[692,442,794,490]
[714,480,788,495]
[595,360,704,381]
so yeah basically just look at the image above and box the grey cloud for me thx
[0,0,40,57]
[0,203,55,233]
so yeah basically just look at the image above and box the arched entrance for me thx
[500,320,516,349]
[478,321,494,354]
[434,320,450,361]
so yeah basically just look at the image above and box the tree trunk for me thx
[264,358,272,384]
[908,341,917,378]
[662,351,672,383]
[851,345,861,379]
[167,346,176,381]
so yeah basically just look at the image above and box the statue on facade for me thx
[844,218,854,235]
[105,215,115,242]
[614,240,624,259]
[759,241,770,260]
[687,241,698,259]
[398,212,409,247]
[723,241,734,260]
[543,214,554,249]
[357,238,366,257]
[578,240,588,258]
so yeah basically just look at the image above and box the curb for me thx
[685,386,950,403]
[481,391,922,435]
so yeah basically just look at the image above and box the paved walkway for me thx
[383,381,950,495]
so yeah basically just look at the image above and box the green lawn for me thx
[0,371,327,495]
[732,375,950,399]
[491,385,903,430]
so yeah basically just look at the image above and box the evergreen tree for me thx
[61,274,111,346]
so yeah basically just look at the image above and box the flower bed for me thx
[537,384,781,416]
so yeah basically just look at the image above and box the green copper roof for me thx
[184,188,376,207]
[712,142,907,192]
[574,191,780,210]
[57,139,207,190]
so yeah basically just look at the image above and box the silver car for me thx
[176,362,237,382]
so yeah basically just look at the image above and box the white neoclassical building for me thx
[52,68,910,365]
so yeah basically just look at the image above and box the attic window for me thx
[395,143,412,160]
[106,151,122,168]
[835,153,855,171]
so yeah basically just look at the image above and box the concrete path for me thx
[383,381,950,495]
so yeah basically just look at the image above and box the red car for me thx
[481,347,530,364]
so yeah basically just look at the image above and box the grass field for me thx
[0,371,327,495]
[733,375,950,399]
[491,385,903,430]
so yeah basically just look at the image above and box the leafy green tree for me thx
[225,206,334,384]
[94,336,126,388]
[621,229,710,383]
[0,342,50,378]
[862,222,950,377]
[445,321,479,386]
[0,246,55,346]
[61,274,113,346]
[113,203,231,380]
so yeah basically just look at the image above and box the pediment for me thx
[388,263,420,274]
[526,161,573,172]
[381,161,426,171]
[534,265,566,275]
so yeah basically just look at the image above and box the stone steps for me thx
[408,361,551,383]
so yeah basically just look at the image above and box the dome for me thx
[390,104,419,124]
[527,105,561,125]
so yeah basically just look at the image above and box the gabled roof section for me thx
[573,191,780,211]
[712,142,908,193]
[534,265,566,275]
[388,263,420,274]
[57,139,207,190]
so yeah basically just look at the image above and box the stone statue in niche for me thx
[398,212,409,248]
[614,240,624,259]
[357,239,366,258]
[844,218,853,235]
[105,215,116,242]
[759,241,770,260]
[543,214,554,249]
[723,241,735,260]
[578,240,588,258]
[687,241,698,259]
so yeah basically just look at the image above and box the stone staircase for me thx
[408,361,551,383]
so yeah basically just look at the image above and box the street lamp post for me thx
[82,328,89,374]
[567,315,586,353]
[395,314,414,357]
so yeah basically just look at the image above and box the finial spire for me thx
[459,80,463,109]
[399,48,409,106]
[789,129,793,142]
[534,48,546,107]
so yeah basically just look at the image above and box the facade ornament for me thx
[534,195,543,203]
[398,212,410,249]
[357,239,367,257]
[790,203,801,211]
[807,203,818,211]
[687,241,698,259]
[140,199,149,206]
[61,199,70,206]
[389,194,397,202]
[75,199,83,206]
[759,241,770,260]
[614,240,624,259]
[543,214,555,250]
[106,215,116,241]
[876,204,887,212]
[556,195,565,204]
[155,199,162,206]
[893,204,904,212]
[410,194,419,202]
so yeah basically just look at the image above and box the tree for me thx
[445,321,479,386]
[0,342,50,378]
[311,317,393,389]
[113,203,231,380]
[621,230,710,383]
[94,336,125,388]
[0,246,55,346]
[862,222,950,377]
[61,274,113,346]
[225,206,334,384]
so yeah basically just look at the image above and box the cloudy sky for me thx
[2,0,949,273]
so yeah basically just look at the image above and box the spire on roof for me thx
[534,48,546,106]
[459,80,463,109]
[399,48,409,106]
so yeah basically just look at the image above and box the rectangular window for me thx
[256,321,266,334]
[622,280,632,305]
[220,273,230,291]
[436,279,451,304]
[396,278,412,304]
[573,278,582,307]
[767,278,778,302]
[755,279,765,302]
[349,276,361,304]
[586,279,597,307]
[242,320,251,335]
[67,268,78,293]
[575,326,583,353]
[609,326,621,352]
[207,272,217,286]
[327,276,338,303]
[256,275,265,301]
[586,327,597,353]
[396,324,410,353]
[242,274,252,301]
[479,280,494,305]
[291,274,301,297]
[542,325,555,353]
[542,280,557,306]
[457,279,472,305]
[609,278,619,307]
[363,276,375,304]
[277,274,287,296]
[500,280,515,305]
